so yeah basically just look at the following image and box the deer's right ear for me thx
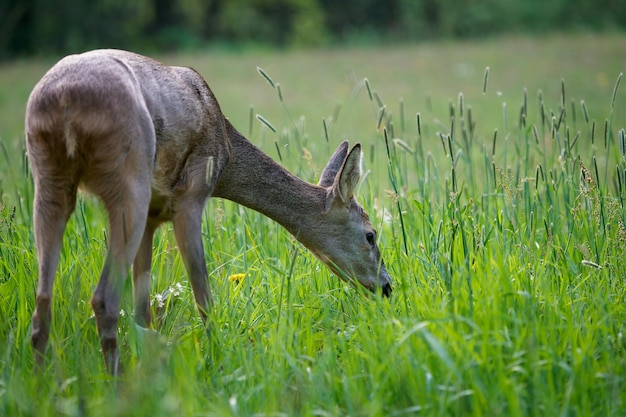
[318,141,349,187]
[322,143,362,213]
[336,144,362,203]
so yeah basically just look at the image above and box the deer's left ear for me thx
[322,144,362,212]
[319,141,349,187]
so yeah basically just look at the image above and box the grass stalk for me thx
[482,66,489,94]
[383,128,409,255]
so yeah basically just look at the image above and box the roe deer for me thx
[25,49,392,374]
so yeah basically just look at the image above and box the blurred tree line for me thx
[2,0,625,60]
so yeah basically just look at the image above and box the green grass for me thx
[1,33,626,416]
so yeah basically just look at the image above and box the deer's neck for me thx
[212,122,326,247]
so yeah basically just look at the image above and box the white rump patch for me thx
[64,123,77,157]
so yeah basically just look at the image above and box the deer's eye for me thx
[365,231,376,245]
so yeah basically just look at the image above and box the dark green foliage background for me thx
[2,0,626,60]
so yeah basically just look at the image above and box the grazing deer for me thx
[25,49,392,374]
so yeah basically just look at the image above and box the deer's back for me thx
[26,49,230,219]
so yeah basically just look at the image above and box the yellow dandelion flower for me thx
[228,273,246,283]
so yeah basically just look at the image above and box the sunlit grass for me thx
[1,34,625,416]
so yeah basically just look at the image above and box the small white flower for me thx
[152,293,165,308]
[171,282,184,297]
[229,396,238,414]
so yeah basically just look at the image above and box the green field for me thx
[1,34,626,416]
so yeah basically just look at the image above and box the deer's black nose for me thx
[382,282,392,297]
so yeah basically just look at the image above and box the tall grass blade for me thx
[274,141,283,162]
[393,138,414,154]
[256,67,276,88]
[364,78,373,101]
[377,106,386,130]
[373,91,384,109]
[581,100,590,124]
[502,102,508,130]
[591,120,596,144]
[439,132,448,156]
[421,328,457,376]
[532,124,540,144]
[323,119,330,143]
[616,166,624,211]
[276,245,300,329]
[256,114,277,134]
[611,72,623,111]
[449,115,455,142]
[276,83,283,102]
[416,112,422,138]
[492,129,498,156]
[556,107,565,131]
[384,128,409,255]
[483,66,489,94]
[569,131,580,153]
[467,107,474,136]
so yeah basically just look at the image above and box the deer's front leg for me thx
[172,200,213,321]
[132,219,159,328]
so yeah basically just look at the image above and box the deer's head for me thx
[312,141,392,297]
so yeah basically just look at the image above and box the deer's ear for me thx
[318,141,349,187]
[337,144,362,202]
[322,144,362,212]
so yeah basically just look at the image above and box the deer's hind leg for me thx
[88,131,154,374]
[30,173,78,369]
[90,180,151,373]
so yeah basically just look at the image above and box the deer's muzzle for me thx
[382,282,392,297]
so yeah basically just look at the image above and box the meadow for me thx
[1,33,626,416]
